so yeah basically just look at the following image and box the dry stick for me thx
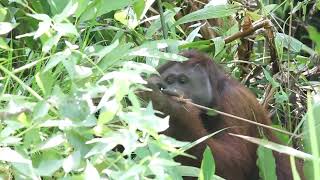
[224,19,279,73]
[177,98,299,138]
[224,19,270,43]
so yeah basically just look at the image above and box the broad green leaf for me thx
[0,7,8,22]
[35,159,63,176]
[263,4,277,14]
[47,0,69,15]
[97,99,120,124]
[0,22,18,35]
[0,147,30,163]
[53,0,78,23]
[120,103,170,133]
[186,23,203,42]
[53,22,79,36]
[97,43,133,70]
[86,129,139,157]
[63,151,81,173]
[12,162,39,179]
[85,161,100,180]
[275,33,311,53]
[0,37,11,50]
[129,47,187,62]
[38,134,65,150]
[212,37,225,57]
[175,4,239,25]
[80,0,136,22]
[145,8,180,39]
[177,166,200,178]
[35,71,54,97]
[42,34,61,53]
[27,13,51,21]
[32,101,50,120]
[263,68,280,88]
[43,51,68,72]
[199,146,215,180]
[307,26,320,53]
[34,21,51,39]
[74,0,91,17]
[114,8,139,29]
[92,40,119,62]
[257,146,277,180]
[303,93,320,180]
[133,0,145,19]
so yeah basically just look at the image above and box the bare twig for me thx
[176,97,299,138]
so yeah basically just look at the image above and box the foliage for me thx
[0,0,319,179]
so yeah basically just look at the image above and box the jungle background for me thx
[0,0,319,179]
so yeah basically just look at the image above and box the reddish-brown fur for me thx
[143,50,304,180]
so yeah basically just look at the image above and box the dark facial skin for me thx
[149,63,213,107]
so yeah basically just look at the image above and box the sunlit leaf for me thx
[38,134,65,150]
[0,22,18,35]
[85,161,100,180]
[0,147,30,163]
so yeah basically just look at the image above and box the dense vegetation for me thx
[0,0,319,179]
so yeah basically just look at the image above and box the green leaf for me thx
[129,49,187,61]
[0,22,18,35]
[32,101,50,120]
[27,13,51,21]
[80,0,136,22]
[63,151,81,173]
[43,51,68,72]
[0,37,11,50]
[84,161,100,180]
[53,22,79,36]
[275,33,309,53]
[35,159,63,176]
[119,103,170,133]
[175,4,239,25]
[97,43,133,70]
[186,23,203,42]
[53,0,78,23]
[177,166,200,178]
[0,147,30,163]
[257,146,277,180]
[133,0,145,19]
[74,0,91,17]
[307,26,320,53]
[199,146,215,180]
[263,4,277,14]
[86,130,139,157]
[38,134,65,151]
[212,37,225,57]
[303,93,320,180]
[97,99,119,124]
[35,71,54,97]
[34,21,51,39]
[0,7,8,22]
[114,8,139,29]
[42,34,61,53]
[263,68,280,88]
[93,40,119,62]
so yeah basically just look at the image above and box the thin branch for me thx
[176,97,299,138]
